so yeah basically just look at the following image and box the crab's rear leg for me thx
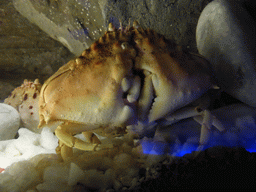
[164,107,225,145]
[193,112,225,144]
[82,131,101,144]
[55,122,100,160]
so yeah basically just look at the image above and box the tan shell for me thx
[38,29,137,131]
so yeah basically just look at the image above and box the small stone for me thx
[68,163,85,186]
[113,153,135,170]
[0,103,20,140]
[4,160,41,191]
[80,169,106,189]
[129,177,138,190]
[113,179,122,191]
[43,165,70,183]
[0,172,17,191]
[196,0,256,107]
[36,180,72,192]
[39,127,58,150]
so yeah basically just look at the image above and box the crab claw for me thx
[134,28,214,123]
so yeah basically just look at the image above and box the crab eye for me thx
[121,42,129,50]
[108,23,114,31]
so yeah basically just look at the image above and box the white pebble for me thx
[113,179,122,191]
[4,161,40,191]
[119,168,139,187]
[81,169,106,189]
[104,168,116,188]
[43,165,69,183]
[146,154,165,167]
[68,163,85,186]
[129,177,139,190]
[4,143,21,156]
[36,180,72,192]
[0,103,20,140]
[98,157,113,171]
[0,172,17,191]
[40,127,58,150]
[113,153,134,170]
[16,128,40,145]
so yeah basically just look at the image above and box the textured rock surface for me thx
[196,0,256,107]
[140,147,255,190]
[0,1,74,76]
[0,81,15,101]
[12,0,108,56]
[13,0,213,55]
[0,103,20,140]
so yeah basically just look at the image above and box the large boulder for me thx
[0,103,20,140]
[196,0,256,107]
[0,1,73,76]
[12,0,213,55]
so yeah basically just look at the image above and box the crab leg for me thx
[56,140,73,160]
[54,123,99,160]
[193,115,225,132]
[164,107,225,145]
[55,126,98,151]
[82,131,101,144]
[164,107,202,124]
[193,111,225,144]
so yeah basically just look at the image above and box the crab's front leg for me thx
[55,122,100,160]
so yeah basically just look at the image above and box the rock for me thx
[0,127,58,169]
[5,161,41,191]
[13,0,213,55]
[0,103,20,140]
[0,0,73,76]
[0,81,15,102]
[68,163,85,186]
[13,0,105,56]
[196,0,256,107]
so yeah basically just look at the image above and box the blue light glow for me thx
[141,138,256,157]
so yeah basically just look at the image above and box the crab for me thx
[38,21,225,160]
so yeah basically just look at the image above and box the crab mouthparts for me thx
[121,75,141,104]
[117,75,141,124]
